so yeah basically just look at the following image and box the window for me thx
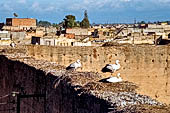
[46,41,51,46]
[71,42,74,46]
[168,34,170,39]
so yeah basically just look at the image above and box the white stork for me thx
[101,60,120,76]
[66,59,82,71]
[10,42,16,48]
[106,73,122,83]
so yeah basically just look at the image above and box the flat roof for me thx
[6,18,36,20]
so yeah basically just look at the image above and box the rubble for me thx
[90,91,162,107]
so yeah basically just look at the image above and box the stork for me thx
[10,42,16,48]
[66,59,82,71]
[106,73,122,83]
[101,60,120,76]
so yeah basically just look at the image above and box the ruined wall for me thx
[0,55,110,113]
[0,55,46,113]
[25,45,170,104]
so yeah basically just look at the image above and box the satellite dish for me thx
[13,13,18,18]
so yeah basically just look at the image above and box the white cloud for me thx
[44,6,55,11]
[17,0,26,4]
[31,2,40,11]
[30,2,57,12]
[120,0,131,2]
[67,0,134,11]
[155,0,170,3]
[0,3,13,11]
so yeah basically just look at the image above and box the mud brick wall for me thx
[25,45,170,104]
[0,55,110,113]
[0,55,46,113]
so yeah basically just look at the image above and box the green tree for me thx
[52,23,59,28]
[37,20,51,27]
[63,15,76,28]
[137,21,146,24]
[80,10,90,28]
[75,21,80,27]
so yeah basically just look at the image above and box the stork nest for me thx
[61,71,138,93]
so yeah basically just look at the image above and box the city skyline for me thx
[1,0,170,24]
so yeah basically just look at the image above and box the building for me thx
[31,36,75,46]
[4,18,37,31]
[31,36,55,46]
[31,35,92,46]
[66,28,89,39]
[0,31,12,45]
[0,23,4,30]
[6,18,36,27]
[31,36,41,45]
[73,41,92,46]
[65,33,75,39]
[55,37,75,46]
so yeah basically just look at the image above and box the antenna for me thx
[134,18,136,24]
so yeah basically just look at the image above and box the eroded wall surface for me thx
[0,55,110,113]
[0,55,46,113]
[25,45,170,104]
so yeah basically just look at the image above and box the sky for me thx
[0,0,170,24]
